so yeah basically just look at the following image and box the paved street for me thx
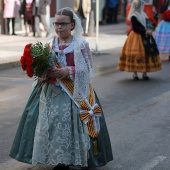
[1,22,170,170]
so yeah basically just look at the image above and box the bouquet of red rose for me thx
[20,42,56,78]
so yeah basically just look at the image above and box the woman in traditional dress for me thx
[154,0,170,61]
[9,7,113,170]
[117,0,162,80]
[20,0,35,36]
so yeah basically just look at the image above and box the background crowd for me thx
[2,0,125,37]
[3,0,51,37]
[2,0,170,57]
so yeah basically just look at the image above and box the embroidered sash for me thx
[57,76,102,138]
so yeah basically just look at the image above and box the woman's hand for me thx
[48,67,69,79]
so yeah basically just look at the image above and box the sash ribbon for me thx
[57,78,102,138]
[80,104,102,133]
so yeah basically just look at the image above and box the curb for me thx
[0,61,20,70]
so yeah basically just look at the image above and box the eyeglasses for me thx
[52,22,72,28]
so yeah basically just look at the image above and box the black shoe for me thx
[52,166,59,170]
[142,75,149,80]
[12,33,17,35]
[133,75,139,80]
[113,21,119,24]
[52,165,69,170]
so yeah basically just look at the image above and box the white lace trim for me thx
[73,37,94,100]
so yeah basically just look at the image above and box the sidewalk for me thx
[0,22,128,70]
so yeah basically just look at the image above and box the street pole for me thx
[91,0,100,55]
[92,0,110,55]
[95,0,99,52]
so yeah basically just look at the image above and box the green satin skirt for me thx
[9,82,113,167]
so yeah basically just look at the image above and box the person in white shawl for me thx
[118,0,162,80]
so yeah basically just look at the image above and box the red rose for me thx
[21,63,27,71]
[20,55,27,70]
[26,67,34,77]
[26,56,34,67]
[24,44,31,52]
[24,50,31,57]
[23,44,32,56]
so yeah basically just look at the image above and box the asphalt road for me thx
[1,52,170,170]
